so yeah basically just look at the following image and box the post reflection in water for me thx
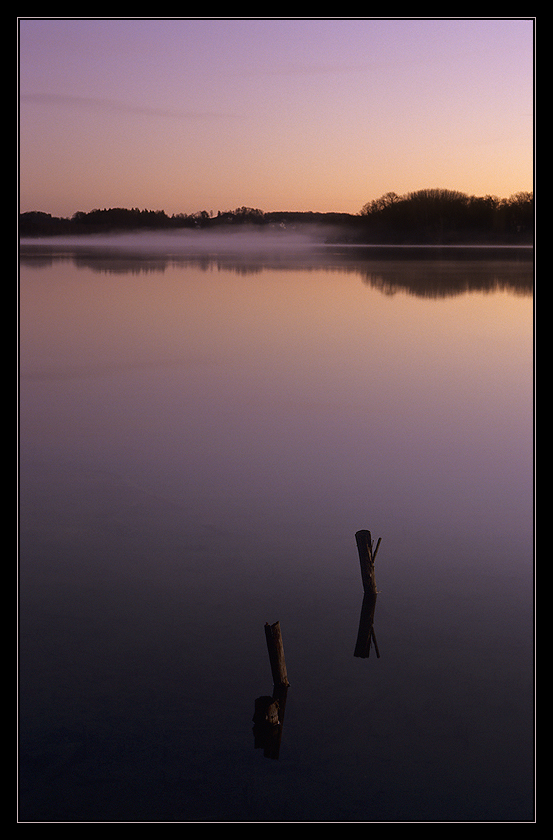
[354,591,380,660]
[252,684,289,761]
[253,622,290,760]
[353,530,382,659]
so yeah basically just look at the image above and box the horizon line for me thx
[20,187,534,221]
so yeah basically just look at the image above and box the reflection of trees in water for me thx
[20,244,533,297]
[19,251,170,275]
[358,262,533,298]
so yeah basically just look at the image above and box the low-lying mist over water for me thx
[19,225,350,255]
[20,229,533,300]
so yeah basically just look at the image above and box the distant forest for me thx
[19,188,534,245]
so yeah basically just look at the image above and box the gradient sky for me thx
[18,17,534,218]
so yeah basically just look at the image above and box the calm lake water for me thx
[18,235,534,823]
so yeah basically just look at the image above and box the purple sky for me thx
[19,18,534,217]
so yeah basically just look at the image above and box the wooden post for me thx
[355,529,380,595]
[264,621,290,688]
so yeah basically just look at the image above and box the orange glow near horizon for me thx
[19,18,534,218]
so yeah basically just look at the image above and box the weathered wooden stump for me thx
[355,529,380,595]
[264,620,290,688]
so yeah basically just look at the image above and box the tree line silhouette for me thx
[19,188,533,244]
[358,188,533,244]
